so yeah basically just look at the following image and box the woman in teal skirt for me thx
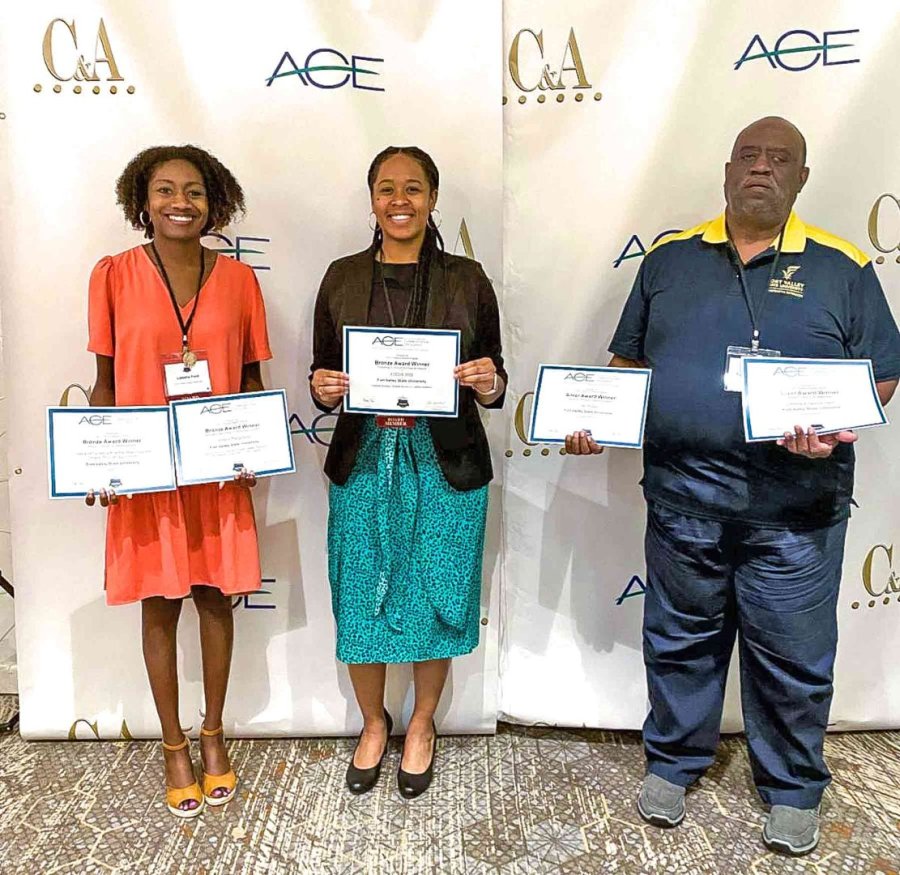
[309,146,506,798]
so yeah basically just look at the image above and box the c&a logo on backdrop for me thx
[266,48,384,92]
[503,391,565,459]
[35,17,135,96]
[868,194,900,266]
[734,28,859,72]
[851,544,900,611]
[505,27,602,106]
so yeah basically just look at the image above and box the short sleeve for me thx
[87,256,116,357]
[608,260,650,361]
[847,262,900,381]
[243,271,273,364]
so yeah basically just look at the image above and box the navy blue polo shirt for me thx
[609,211,900,527]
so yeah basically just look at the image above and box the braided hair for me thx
[115,144,245,238]
[367,146,444,327]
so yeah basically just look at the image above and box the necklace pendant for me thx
[182,349,198,369]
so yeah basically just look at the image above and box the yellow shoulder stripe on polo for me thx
[803,223,870,268]
[647,221,710,254]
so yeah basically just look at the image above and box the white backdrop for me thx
[498,0,900,730]
[2,1,503,739]
[4,1,900,740]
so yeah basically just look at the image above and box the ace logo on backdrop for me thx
[35,17,135,95]
[204,233,272,272]
[613,228,683,269]
[734,28,859,72]
[266,48,384,91]
[505,27,602,105]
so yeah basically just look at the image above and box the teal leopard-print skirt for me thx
[327,418,488,664]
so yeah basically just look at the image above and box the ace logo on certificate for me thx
[528,365,652,447]
[343,326,461,417]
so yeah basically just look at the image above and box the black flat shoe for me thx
[346,709,393,795]
[397,720,437,799]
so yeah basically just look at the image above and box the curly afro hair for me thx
[115,145,245,238]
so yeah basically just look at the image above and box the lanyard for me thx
[150,241,205,366]
[731,227,785,351]
[377,251,417,328]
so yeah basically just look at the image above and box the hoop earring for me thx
[430,208,442,229]
[139,210,151,227]
[368,211,378,232]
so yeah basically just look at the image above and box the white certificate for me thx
[343,326,461,417]
[741,357,888,443]
[47,406,176,499]
[170,390,296,485]
[528,364,653,447]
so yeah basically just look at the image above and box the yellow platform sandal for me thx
[162,737,205,819]
[200,725,238,807]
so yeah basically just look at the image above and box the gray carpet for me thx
[0,696,898,874]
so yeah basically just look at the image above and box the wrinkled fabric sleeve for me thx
[608,260,650,362]
[243,270,273,363]
[309,262,343,413]
[468,263,507,410]
[847,262,900,382]
[87,256,115,357]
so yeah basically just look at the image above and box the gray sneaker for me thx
[637,773,686,827]
[762,805,821,856]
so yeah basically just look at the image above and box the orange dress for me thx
[88,245,273,605]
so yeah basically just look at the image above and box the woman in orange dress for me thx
[86,145,271,818]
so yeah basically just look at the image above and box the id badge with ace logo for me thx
[162,351,212,400]
[724,345,780,392]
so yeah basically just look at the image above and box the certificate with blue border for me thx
[170,390,296,485]
[47,406,176,499]
[343,326,461,417]
[741,357,888,443]
[528,365,652,447]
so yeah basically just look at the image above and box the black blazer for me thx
[310,247,507,491]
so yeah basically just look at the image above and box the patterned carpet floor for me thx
[0,695,898,874]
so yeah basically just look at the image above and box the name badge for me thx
[724,345,781,392]
[162,352,212,400]
[375,415,417,429]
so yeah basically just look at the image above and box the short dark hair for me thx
[115,145,245,238]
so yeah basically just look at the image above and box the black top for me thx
[369,262,416,327]
[610,212,900,527]
[310,247,507,491]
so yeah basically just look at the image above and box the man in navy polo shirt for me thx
[567,117,900,856]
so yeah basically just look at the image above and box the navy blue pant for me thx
[642,501,847,808]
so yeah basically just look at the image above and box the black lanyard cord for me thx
[732,226,785,351]
[149,241,205,353]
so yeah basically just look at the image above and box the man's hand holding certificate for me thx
[343,326,461,417]
[528,365,652,447]
[741,357,888,443]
